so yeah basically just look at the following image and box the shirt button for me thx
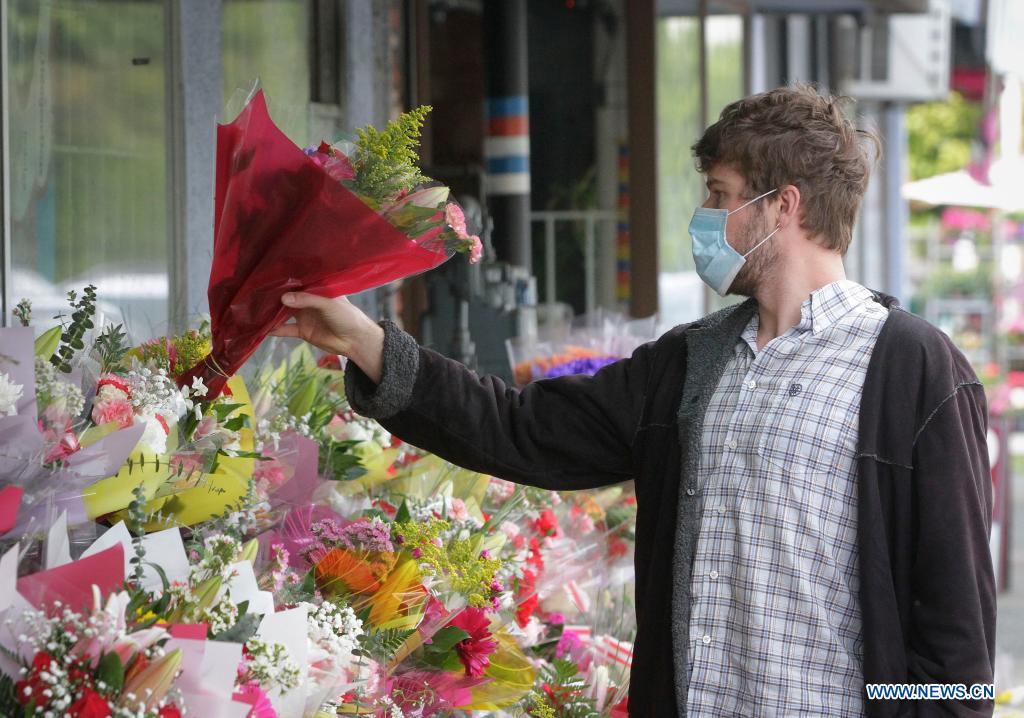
[702,635,712,645]
[746,379,757,390]
[686,487,696,496]
[725,439,738,450]
[709,570,719,579]
[717,505,726,515]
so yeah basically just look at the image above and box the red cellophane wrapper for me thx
[179,90,449,397]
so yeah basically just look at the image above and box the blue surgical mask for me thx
[688,188,780,296]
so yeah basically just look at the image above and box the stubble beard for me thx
[728,207,779,298]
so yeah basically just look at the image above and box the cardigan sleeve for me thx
[344,320,654,491]
[908,381,995,716]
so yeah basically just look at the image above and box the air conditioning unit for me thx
[836,0,951,102]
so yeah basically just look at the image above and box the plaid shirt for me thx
[686,279,889,717]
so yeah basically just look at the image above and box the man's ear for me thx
[776,184,801,229]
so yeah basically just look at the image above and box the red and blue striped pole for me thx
[484,0,531,270]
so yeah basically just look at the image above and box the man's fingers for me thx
[281,291,335,311]
[268,323,300,338]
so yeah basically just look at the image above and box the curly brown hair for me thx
[691,83,881,255]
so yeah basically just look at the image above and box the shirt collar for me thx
[737,279,875,355]
[804,279,875,335]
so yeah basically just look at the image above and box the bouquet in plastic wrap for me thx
[0,292,260,540]
[507,310,658,385]
[178,89,482,398]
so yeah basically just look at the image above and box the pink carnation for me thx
[448,498,469,522]
[445,202,468,236]
[91,398,134,429]
[253,455,288,497]
[468,234,483,263]
[96,373,131,399]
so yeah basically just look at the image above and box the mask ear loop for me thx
[728,187,778,216]
[742,224,781,258]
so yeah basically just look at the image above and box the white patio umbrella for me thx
[901,159,1024,212]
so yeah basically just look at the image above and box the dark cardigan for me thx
[345,291,995,717]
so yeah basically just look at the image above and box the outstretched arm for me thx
[272,292,650,490]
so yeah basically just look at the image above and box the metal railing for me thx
[530,209,618,317]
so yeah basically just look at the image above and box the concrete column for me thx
[850,101,886,293]
[595,0,628,311]
[343,0,389,318]
[167,0,222,331]
[882,102,907,302]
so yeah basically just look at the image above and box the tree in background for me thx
[905,90,984,181]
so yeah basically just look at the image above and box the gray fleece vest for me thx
[672,298,758,715]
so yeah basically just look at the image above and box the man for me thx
[271,84,995,717]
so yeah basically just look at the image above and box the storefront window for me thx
[5,0,169,336]
[656,13,744,322]
[222,0,313,144]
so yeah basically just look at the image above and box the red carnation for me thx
[527,537,545,571]
[448,608,498,677]
[158,704,183,718]
[533,509,559,537]
[608,535,629,559]
[16,651,57,708]
[516,592,539,628]
[67,688,112,718]
[317,354,342,370]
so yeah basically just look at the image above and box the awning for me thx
[901,161,1024,212]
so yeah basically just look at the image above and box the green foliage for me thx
[96,651,126,695]
[129,329,212,377]
[351,105,432,201]
[319,439,368,481]
[355,627,416,664]
[272,358,347,435]
[52,284,97,373]
[34,326,62,361]
[95,323,129,372]
[0,672,20,718]
[605,504,637,544]
[213,611,260,644]
[13,298,31,327]
[905,91,983,181]
[419,625,471,672]
[915,263,992,299]
[127,482,150,584]
[534,659,600,718]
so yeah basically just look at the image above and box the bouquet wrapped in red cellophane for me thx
[179,90,481,397]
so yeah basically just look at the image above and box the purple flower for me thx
[543,356,618,379]
[309,517,395,553]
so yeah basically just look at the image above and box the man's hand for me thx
[269,292,385,383]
